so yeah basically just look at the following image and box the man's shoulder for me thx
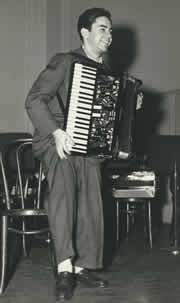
[47,48,83,68]
[47,52,74,70]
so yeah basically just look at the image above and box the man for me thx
[25,7,112,301]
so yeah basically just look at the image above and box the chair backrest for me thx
[0,138,44,211]
[15,140,43,209]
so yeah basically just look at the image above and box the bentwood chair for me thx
[0,137,56,294]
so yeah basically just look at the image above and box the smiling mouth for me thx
[101,41,110,47]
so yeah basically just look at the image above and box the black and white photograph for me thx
[0,0,180,302]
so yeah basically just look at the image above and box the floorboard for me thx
[1,229,179,303]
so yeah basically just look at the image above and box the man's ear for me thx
[80,28,89,40]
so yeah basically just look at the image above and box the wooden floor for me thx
[1,228,180,303]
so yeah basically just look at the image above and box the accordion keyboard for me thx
[66,62,97,154]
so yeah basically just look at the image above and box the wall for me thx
[0,0,46,133]
[0,0,180,134]
[0,1,26,132]
[67,0,180,93]
[46,0,72,59]
[46,0,180,138]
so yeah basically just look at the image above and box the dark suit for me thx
[25,48,110,268]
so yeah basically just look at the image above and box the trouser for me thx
[40,143,104,269]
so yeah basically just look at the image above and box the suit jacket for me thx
[25,47,111,156]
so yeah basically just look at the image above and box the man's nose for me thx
[106,31,112,40]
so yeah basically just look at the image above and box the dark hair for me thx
[77,7,112,41]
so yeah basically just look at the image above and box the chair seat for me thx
[112,188,155,198]
[1,209,47,216]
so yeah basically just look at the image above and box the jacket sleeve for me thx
[25,53,67,137]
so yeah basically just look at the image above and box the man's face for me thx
[85,16,112,55]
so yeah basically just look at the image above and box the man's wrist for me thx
[52,128,63,138]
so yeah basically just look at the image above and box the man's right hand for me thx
[53,129,75,159]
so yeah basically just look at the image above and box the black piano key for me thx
[80,81,95,87]
[73,133,88,139]
[69,123,89,130]
[69,116,90,123]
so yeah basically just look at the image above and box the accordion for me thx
[65,61,142,158]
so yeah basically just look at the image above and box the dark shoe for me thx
[76,269,109,288]
[55,271,75,301]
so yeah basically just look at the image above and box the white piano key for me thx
[71,83,94,91]
[69,117,90,125]
[68,128,89,135]
[74,68,96,75]
[68,102,88,109]
[71,92,94,99]
[75,62,96,69]
[72,77,96,85]
[68,106,91,115]
[74,67,97,74]
[78,103,93,109]
[67,119,90,126]
[67,111,91,120]
[70,91,93,100]
[72,138,87,145]
[67,109,91,117]
[67,123,89,130]
[69,102,92,109]
[82,68,97,74]
[69,99,92,106]
[72,75,96,83]
[71,147,87,153]
[74,64,97,73]
[73,97,93,103]
[81,74,97,80]
[68,111,91,117]
[74,72,96,79]
[69,98,93,106]
[71,87,94,95]
[67,126,89,134]
[72,82,95,90]
[73,77,96,85]
[72,144,87,150]
[67,127,89,134]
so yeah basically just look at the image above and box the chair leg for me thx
[22,218,32,257]
[126,202,130,238]
[116,200,119,246]
[148,200,152,248]
[48,235,58,279]
[0,216,8,294]
[22,222,29,257]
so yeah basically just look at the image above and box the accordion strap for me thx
[69,51,102,68]
[69,51,113,74]
[56,91,66,116]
